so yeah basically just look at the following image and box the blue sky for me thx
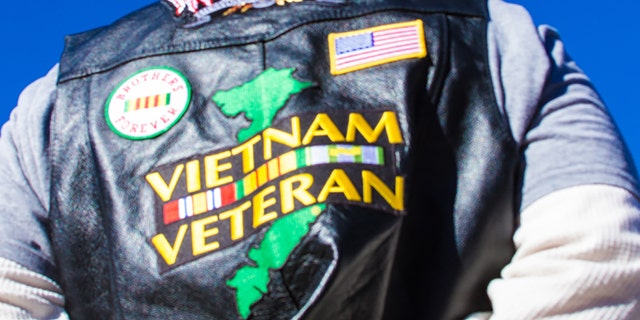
[1,0,639,166]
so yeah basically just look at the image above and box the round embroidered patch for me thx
[105,66,191,140]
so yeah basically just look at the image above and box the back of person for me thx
[50,0,514,318]
[2,0,640,319]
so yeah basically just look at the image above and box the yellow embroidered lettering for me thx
[302,113,345,145]
[263,117,301,160]
[219,201,250,241]
[186,160,202,193]
[204,151,233,188]
[145,164,185,202]
[317,169,362,202]
[280,173,316,214]
[151,224,188,265]
[346,112,404,144]
[253,186,278,228]
[191,215,221,256]
[231,135,261,173]
[362,170,404,210]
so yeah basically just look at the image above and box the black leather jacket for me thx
[50,0,518,318]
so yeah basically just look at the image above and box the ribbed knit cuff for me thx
[0,258,68,320]
[487,185,640,319]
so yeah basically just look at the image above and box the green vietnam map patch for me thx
[144,67,406,319]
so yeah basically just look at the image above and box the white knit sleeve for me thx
[0,258,68,320]
[487,185,640,319]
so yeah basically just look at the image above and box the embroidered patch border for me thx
[328,19,427,75]
[145,109,406,272]
[105,66,191,140]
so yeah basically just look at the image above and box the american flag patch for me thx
[328,20,427,75]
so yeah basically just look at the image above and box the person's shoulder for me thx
[65,2,171,46]
[9,65,59,128]
[487,0,536,26]
[59,3,176,83]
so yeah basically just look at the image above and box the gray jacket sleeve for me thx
[483,1,640,318]
[488,0,639,210]
[0,66,58,278]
